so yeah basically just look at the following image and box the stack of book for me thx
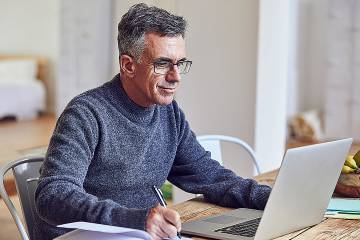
[325,198,360,219]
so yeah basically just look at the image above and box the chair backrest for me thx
[0,156,44,240]
[197,135,261,175]
[172,134,262,204]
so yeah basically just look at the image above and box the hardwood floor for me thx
[0,196,22,240]
[0,114,56,240]
[0,114,56,165]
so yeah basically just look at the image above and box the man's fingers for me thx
[160,222,178,238]
[156,227,168,240]
[162,208,181,231]
[148,225,167,240]
[149,231,166,240]
[146,206,182,239]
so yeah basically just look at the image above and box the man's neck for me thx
[120,75,153,108]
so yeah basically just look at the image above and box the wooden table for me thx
[171,170,360,240]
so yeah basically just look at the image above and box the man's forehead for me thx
[144,33,186,58]
[145,32,185,43]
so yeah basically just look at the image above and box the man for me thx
[34,3,271,240]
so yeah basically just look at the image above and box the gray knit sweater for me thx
[34,74,271,240]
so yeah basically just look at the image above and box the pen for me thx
[152,185,182,239]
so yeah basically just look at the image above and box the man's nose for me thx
[166,65,181,82]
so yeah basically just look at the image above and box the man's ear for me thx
[120,55,136,77]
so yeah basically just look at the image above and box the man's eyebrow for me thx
[154,57,188,63]
[154,57,172,63]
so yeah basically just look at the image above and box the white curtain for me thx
[57,0,113,115]
[325,0,360,141]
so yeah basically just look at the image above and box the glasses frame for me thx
[152,60,192,75]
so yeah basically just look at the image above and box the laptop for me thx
[181,138,353,240]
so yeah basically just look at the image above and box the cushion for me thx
[0,59,38,85]
[0,80,46,120]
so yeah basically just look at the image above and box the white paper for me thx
[55,229,144,240]
[55,221,192,240]
[56,222,151,240]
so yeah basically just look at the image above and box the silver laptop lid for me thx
[255,138,353,240]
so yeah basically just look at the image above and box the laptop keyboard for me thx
[214,217,261,237]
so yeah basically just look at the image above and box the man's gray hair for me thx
[117,3,187,62]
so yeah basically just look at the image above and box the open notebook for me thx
[54,222,186,240]
[54,222,152,240]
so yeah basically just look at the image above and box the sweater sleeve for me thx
[168,107,271,210]
[35,100,150,230]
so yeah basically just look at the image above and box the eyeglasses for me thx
[153,59,192,75]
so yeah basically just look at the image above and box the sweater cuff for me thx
[253,184,272,210]
[112,207,151,230]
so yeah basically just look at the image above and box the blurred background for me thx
[0,0,359,238]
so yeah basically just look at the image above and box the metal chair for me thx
[0,156,44,240]
[197,134,261,174]
[172,134,261,204]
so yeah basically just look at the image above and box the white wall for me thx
[324,0,360,141]
[297,0,328,113]
[290,0,360,140]
[177,0,260,203]
[175,0,260,176]
[254,0,291,172]
[57,0,113,115]
[286,0,328,118]
[286,0,300,119]
[0,0,59,113]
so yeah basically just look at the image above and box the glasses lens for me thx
[179,61,191,74]
[154,62,170,75]
[153,60,192,74]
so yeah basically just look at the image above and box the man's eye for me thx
[177,61,186,67]
[155,62,170,68]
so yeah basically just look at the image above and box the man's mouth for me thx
[158,86,176,94]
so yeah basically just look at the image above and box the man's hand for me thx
[146,204,181,240]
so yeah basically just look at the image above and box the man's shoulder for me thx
[58,84,111,126]
[67,83,110,109]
